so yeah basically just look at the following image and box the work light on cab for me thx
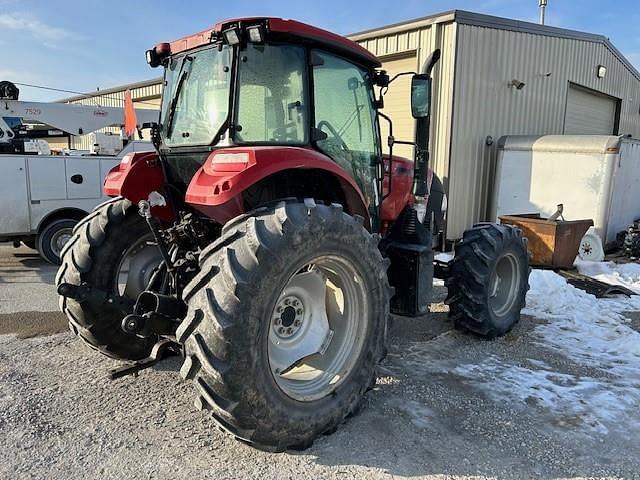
[247,25,265,43]
[222,26,242,45]
[145,43,171,68]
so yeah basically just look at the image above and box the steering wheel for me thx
[317,120,349,152]
[271,123,298,143]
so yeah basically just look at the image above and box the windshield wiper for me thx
[165,55,194,139]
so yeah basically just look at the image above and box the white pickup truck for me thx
[0,141,152,263]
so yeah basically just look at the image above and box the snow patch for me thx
[524,269,640,370]
[453,356,638,435]
[404,262,640,436]
[387,397,436,429]
[494,267,640,434]
[575,259,640,294]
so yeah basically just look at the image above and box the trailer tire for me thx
[37,218,77,264]
[177,200,391,451]
[56,197,161,360]
[446,223,530,338]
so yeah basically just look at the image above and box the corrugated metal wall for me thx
[64,81,162,150]
[353,21,457,186]
[447,24,640,238]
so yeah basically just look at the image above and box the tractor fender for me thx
[103,152,174,221]
[185,147,371,227]
[381,154,414,222]
[381,153,445,231]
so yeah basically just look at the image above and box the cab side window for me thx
[312,51,379,204]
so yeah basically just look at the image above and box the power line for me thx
[11,81,161,108]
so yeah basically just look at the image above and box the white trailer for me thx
[0,141,153,263]
[490,135,640,250]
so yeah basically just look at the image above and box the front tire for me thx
[177,200,391,451]
[446,223,529,338]
[56,197,162,360]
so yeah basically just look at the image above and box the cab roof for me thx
[167,17,381,68]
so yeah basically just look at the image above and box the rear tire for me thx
[177,200,391,451]
[446,223,529,338]
[56,197,161,360]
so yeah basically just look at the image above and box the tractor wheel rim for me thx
[268,255,368,402]
[116,236,163,300]
[489,252,520,317]
[51,228,73,257]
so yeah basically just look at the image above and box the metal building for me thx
[352,10,640,239]
[59,10,640,239]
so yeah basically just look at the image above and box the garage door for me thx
[564,84,618,135]
[379,54,417,160]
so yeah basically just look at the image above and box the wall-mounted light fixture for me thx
[597,65,607,78]
[509,79,526,90]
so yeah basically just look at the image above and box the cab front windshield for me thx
[161,46,232,147]
[161,43,308,147]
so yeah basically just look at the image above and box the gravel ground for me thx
[1,244,639,479]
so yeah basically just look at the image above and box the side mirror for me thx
[411,74,431,119]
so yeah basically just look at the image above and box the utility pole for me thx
[539,0,548,25]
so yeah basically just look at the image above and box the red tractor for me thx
[57,18,529,451]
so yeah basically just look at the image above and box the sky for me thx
[2,0,640,102]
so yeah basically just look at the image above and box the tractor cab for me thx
[145,18,429,230]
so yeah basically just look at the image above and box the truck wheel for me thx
[446,223,529,338]
[56,197,162,360]
[37,219,77,264]
[177,200,390,451]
